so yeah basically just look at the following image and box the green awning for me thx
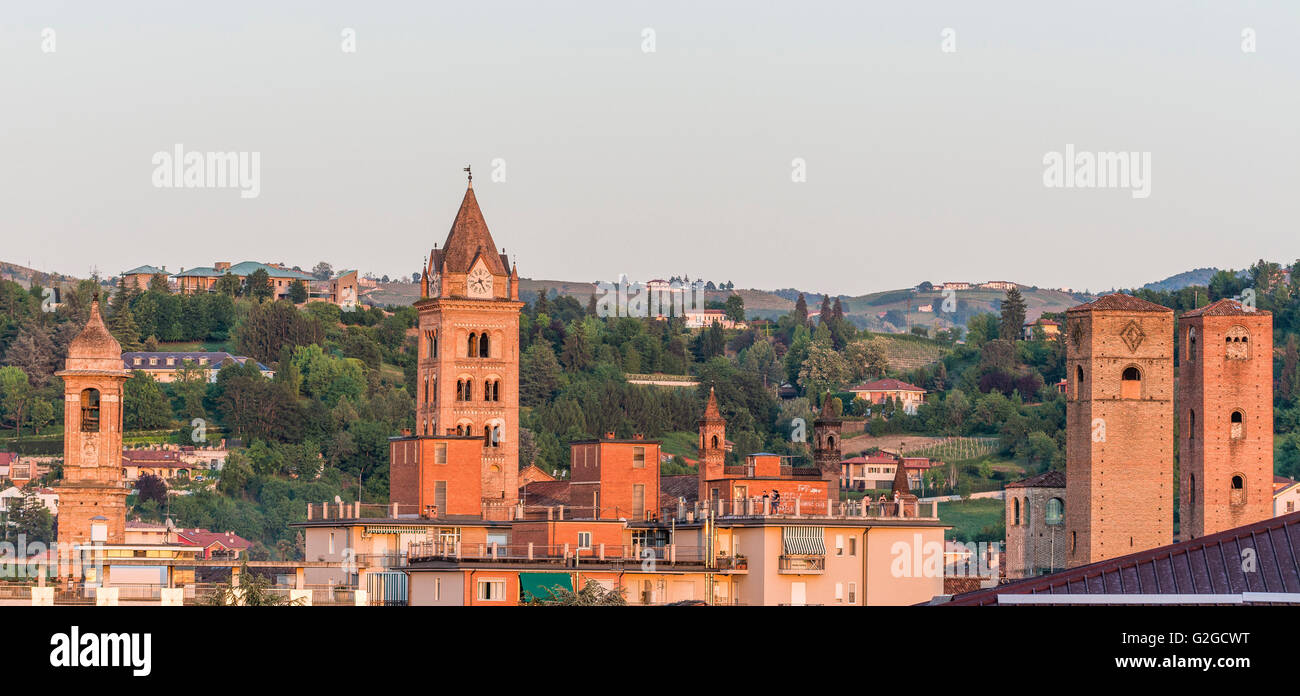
[520,572,573,602]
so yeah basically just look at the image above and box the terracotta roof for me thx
[176,529,251,550]
[659,475,699,507]
[1066,293,1171,314]
[522,481,572,507]
[891,461,911,496]
[122,450,190,467]
[849,378,925,393]
[700,387,723,421]
[1180,298,1270,317]
[65,300,124,367]
[1006,470,1066,489]
[431,185,508,276]
[943,511,1300,605]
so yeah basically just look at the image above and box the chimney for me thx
[604,431,616,440]
[400,428,411,437]
[633,433,644,440]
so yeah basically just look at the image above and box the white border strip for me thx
[997,593,1244,605]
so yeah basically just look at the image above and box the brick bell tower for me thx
[697,387,727,502]
[414,170,523,509]
[1178,299,1273,540]
[813,393,842,499]
[1064,294,1174,567]
[55,297,130,548]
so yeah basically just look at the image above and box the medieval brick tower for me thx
[414,175,523,508]
[813,394,842,499]
[1064,294,1174,567]
[54,299,130,547]
[1178,299,1273,540]
[697,387,727,501]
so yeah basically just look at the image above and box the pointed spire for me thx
[818,392,837,419]
[439,183,506,275]
[62,299,126,372]
[891,458,912,496]
[702,386,722,420]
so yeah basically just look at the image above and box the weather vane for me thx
[464,165,472,183]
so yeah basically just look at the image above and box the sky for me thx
[2,1,1297,296]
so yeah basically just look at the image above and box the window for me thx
[1013,497,1020,525]
[1187,327,1196,362]
[1225,326,1250,360]
[834,583,844,602]
[1189,409,1195,441]
[80,388,101,432]
[328,532,335,554]
[1230,474,1245,505]
[1189,474,1196,506]
[577,532,592,549]
[1045,498,1064,526]
[1023,497,1030,526]
[1230,410,1244,440]
[477,580,506,602]
[434,481,447,512]
[468,332,478,357]
[435,444,447,465]
[835,535,844,556]
[848,537,857,556]
[479,333,490,358]
[1075,365,1084,398]
[633,484,645,519]
[710,435,719,449]
[1121,367,1141,399]
[847,582,857,604]
[633,446,646,468]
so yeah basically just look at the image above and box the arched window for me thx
[464,379,472,401]
[1071,531,1076,553]
[1230,474,1246,505]
[1230,410,1244,440]
[492,381,500,402]
[711,434,719,449]
[1188,409,1195,441]
[1045,498,1064,526]
[1189,474,1195,506]
[484,379,491,402]
[479,332,490,358]
[827,435,835,449]
[80,388,101,432]
[1121,366,1141,399]
[456,380,464,401]
[1013,498,1021,525]
[1075,365,1084,399]
[1225,326,1250,360]
[1187,327,1196,362]
[468,332,478,357]
[1023,497,1030,526]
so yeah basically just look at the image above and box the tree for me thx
[214,272,242,297]
[6,488,54,545]
[198,563,304,605]
[0,366,33,438]
[793,293,809,326]
[108,302,142,351]
[845,339,889,382]
[234,301,325,365]
[26,398,53,435]
[797,342,851,397]
[724,295,745,323]
[136,473,168,506]
[526,578,627,605]
[520,343,562,406]
[311,262,334,281]
[560,328,592,373]
[246,269,273,302]
[123,371,173,430]
[998,287,1027,341]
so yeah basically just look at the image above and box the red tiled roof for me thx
[521,481,572,508]
[943,511,1300,605]
[1006,470,1066,489]
[431,185,508,276]
[1066,293,1172,314]
[1181,298,1271,318]
[848,379,925,393]
[659,475,699,508]
[175,529,251,550]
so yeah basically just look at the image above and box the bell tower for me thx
[697,387,727,501]
[813,393,842,499]
[413,173,523,510]
[55,298,130,547]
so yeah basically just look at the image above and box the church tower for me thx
[1064,294,1174,567]
[414,174,523,509]
[813,393,842,499]
[697,387,727,502]
[55,298,130,547]
[1178,299,1272,540]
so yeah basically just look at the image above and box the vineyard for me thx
[871,335,950,371]
[903,436,1001,462]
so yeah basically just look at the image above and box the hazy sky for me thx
[3,1,1297,296]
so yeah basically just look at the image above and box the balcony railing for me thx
[778,555,826,574]
[406,540,748,570]
[666,497,938,522]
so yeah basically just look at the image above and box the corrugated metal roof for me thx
[944,511,1300,606]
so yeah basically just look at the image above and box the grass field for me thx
[938,498,1005,542]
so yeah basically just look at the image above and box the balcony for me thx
[777,555,826,574]
[668,497,940,523]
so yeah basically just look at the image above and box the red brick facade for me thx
[389,436,490,517]
[1065,294,1174,567]
[1177,300,1273,539]
[569,439,661,521]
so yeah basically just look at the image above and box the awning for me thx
[782,527,826,555]
[363,526,420,536]
[520,572,574,602]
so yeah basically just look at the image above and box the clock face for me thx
[467,266,493,298]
